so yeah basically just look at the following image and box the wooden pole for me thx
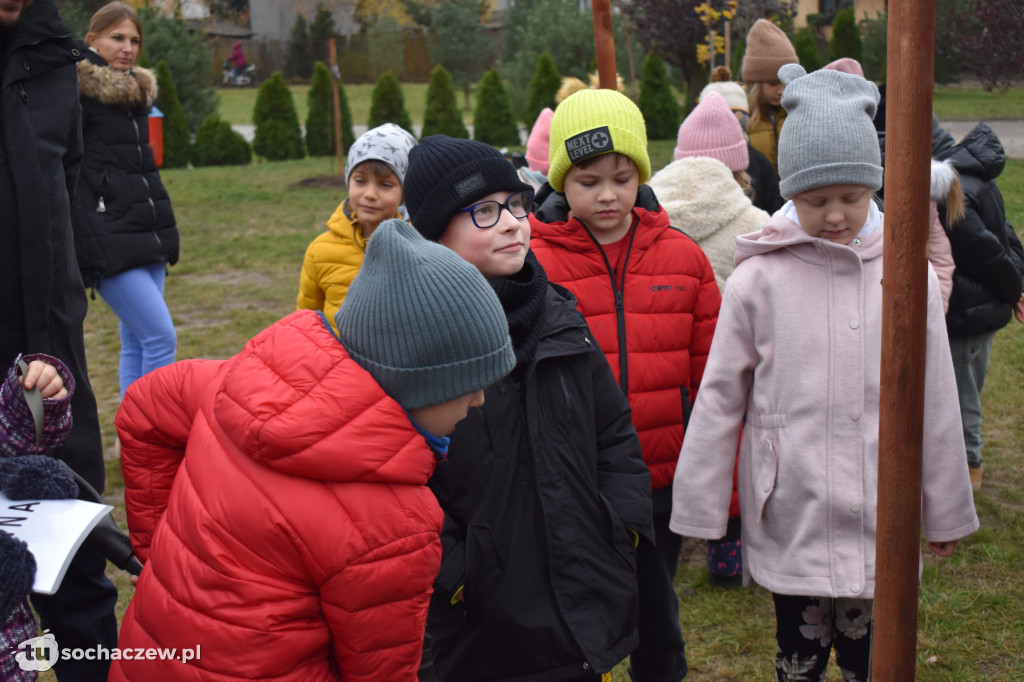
[591,0,617,90]
[328,38,344,173]
[871,0,935,678]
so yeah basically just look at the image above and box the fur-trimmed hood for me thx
[77,55,157,109]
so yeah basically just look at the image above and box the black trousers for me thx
[772,593,873,681]
[628,510,688,682]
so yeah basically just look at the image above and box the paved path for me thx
[232,120,1024,159]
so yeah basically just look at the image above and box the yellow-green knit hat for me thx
[547,89,650,192]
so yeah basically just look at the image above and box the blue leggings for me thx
[97,263,176,397]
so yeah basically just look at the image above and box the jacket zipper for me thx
[577,214,639,393]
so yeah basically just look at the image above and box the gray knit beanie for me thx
[776,63,882,199]
[335,219,514,410]
[345,123,418,185]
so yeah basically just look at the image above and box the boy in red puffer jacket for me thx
[111,220,514,682]
[530,88,721,682]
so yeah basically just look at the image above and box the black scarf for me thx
[490,251,548,377]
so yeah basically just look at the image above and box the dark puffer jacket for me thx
[72,49,177,287]
[933,122,1024,337]
[0,0,105,490]
[427,272,652,681]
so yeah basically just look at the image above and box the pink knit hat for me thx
[673,91,749,171]
[824,57,865,78]
[525,108,554,174]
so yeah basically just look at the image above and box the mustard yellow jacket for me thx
[296,200,401,331]
[748,106,787,177]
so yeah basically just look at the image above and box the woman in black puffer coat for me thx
[73,2,178,398]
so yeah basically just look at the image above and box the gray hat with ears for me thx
[776,63,883,199]
[335,219,515,411]
[345,123,418,185]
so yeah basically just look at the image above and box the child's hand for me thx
[927,540,958,557]
[1013,292,1024,324]
[20,360,68,401]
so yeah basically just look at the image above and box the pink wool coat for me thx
[670,211,979,599]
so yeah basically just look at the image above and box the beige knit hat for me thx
[741,19,798,82]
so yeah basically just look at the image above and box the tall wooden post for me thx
[591,0,617,90]
[871,0,935,678]
[328,38,344,172]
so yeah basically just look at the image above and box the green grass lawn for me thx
[78,156,1024,680]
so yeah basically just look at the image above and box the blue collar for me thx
[404,411,451,461]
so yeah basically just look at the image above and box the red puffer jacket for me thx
[531,204,720,490]
[111,310,444,682]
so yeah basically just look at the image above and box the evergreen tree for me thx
[637,53,680,141]
[472,68,519,147]
[336,78,357,154]
[137,6,216,132]
[829,8,863,63]
[421,64,469,139]
[793,27,822,72]
[308,3,337,65]
[285,13,313,79]
[306,61,335,157]
[191,116,252,166]
[153,61,190,169]
[428,0,492,109]
[525,52,560,128]
[367,71,414,135]
[252,72,306,160]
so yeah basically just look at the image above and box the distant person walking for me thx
[74,1,179,398]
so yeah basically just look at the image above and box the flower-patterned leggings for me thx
[772,594,873,682]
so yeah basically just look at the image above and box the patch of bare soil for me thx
[291,174,346,190]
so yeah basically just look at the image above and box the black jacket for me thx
[0,0,104,490]
[427,266,652,681]
[72,49,177,287]
[935,123,1024,337]
[747,142,783,214]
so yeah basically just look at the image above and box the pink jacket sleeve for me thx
[115,359,226,561]
[928,200,955,313]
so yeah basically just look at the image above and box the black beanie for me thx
[0,531,36,623]
[404,135,532,242]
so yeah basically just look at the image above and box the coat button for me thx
[850,411,861,421]
[850,319,860,329]
[851,503,861,513]
[582,662,591,671]
[852,583,861,593]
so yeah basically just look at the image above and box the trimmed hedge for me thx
[252,72,306,161]
[191,116,252,166]
[367,71,414,134]
[473,68,519,147]
[421,64,469,139]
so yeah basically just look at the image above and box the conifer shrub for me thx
[525,52,560,128]
[637,53,680,140]
[794,28,823,72]
[191,116,252,167]
[252,72,306,161]
[306,62,334,156]
[367,72,414,135]
[153,61,190,169]
[829,8,863,63]
[421,65,469,139]
[473,68,520,147]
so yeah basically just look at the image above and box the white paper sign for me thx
[0,492,113,595]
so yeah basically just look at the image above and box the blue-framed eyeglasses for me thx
[457,190,534,229]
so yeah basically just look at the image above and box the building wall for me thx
[791,0,882,28]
